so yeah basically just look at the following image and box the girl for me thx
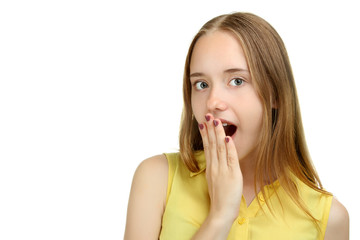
[124,12,349,239]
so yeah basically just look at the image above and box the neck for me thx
[240,153,277,189]
[239,155,256,187]
[239,156,258,206]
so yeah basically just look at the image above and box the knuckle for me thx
[209,138,217,148]
[217,144,226,154]
[227,155,237,165]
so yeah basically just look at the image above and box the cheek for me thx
[234,101,263,158]
[250,101,263,130]
[191,94,204,121]
[238,96,264,134]
[249,105,263,134]
[247,91,263,124]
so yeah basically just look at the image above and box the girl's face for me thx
[190,30,263,162]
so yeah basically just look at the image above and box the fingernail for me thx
[199,123,204,130]
[205,115,210,121]
[225,137,230,143]
[213,120,219,127]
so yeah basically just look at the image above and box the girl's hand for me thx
[199,113,243,223]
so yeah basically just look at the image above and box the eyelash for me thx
[192,77,245,90]
[194,81,209,90]
[229,77,245,86]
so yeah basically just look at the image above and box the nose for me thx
[206,87,228,113]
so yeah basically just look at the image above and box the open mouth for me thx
[222,123,237,137]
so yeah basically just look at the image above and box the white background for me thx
[0,0,359,239]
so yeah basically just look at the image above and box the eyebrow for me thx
[190,68,249,78]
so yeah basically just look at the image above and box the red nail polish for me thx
[199,123,204,130]
[225,137,230,143]
[213,120,218,127]
[205,115,210,121]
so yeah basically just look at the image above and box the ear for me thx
[270,96,278,109]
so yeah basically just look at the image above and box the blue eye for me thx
[229,78,244,86]
[195,81,208,90]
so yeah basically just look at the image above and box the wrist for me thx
[207,211,237,228]
[191,210,237,239]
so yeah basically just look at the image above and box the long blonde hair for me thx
[179,12,330,223]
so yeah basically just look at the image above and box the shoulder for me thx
[124,154,169,240]
[132,154,169,204]
[136,154,169,179]
[324,197,349,240]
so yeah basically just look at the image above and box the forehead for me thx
[190,30,249,74]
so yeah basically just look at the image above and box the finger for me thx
[198,121,212,172]
[225,136,240,171]
[204,114,219,166]
[213,118,227,168]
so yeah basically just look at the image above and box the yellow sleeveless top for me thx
[159,152,332,240]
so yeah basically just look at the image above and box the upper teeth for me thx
[222,123,228,127]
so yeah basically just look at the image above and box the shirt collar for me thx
[189,151,206,177]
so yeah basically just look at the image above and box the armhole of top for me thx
[163,153,176,205]
[320,194,333,239]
